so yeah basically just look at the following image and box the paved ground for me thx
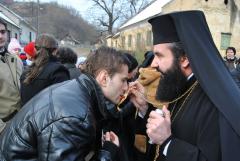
[71,46,91,57]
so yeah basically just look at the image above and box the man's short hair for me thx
[83,46,128,78]
[56,47,78,64]
[0,18,7,29]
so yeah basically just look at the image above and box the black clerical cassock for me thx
[148,10,240,161]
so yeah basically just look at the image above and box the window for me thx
[128,35,132,47]
[122,36,125,48]
[136,33,141,48]
[146,30,152,46]
[15,33,18,39]
[29,32,32,42]
[221,33,231,50]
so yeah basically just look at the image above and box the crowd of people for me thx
[0,10,240,161]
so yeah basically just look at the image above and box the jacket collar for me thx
[64,63,76,69]
[0,47,7,56]
[76,73,109,121]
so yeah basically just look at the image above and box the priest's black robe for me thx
[158,77,221,161]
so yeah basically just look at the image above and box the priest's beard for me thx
[156,60,187,102]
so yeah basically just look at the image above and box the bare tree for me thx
[125,0,151,19]
[89,0,120,35]
[88,0,151,34]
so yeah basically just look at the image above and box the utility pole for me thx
[36,0,39,36]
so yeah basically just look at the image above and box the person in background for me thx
[76,56,87,71]
[230,58,240,88]
[132,51,158,161]
[20,34,69,106]
[19,52,27,67]
[140,51,154,68]
[0,46,129,161]
[0,19,23,132]
[56,47,81,79]
[24,42,36,66]
[8,38,21,56]
[224,46,238,71]
[123,53,139,81]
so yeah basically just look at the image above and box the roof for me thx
[119,0,172,30]
[0,3,23,20]
[105,34,113,39]
[0,11,19,28]
[61,33,81,44]
[0,3,36,31]
[112,32,120,38]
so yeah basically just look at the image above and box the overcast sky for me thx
[18,0,92,18]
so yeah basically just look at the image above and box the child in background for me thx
[24,42,36,65]
[8,38,21,56]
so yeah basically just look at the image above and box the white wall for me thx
[20,23,36,45]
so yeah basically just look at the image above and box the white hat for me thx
[76,56,86,67]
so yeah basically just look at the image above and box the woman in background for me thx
[20,34,69,106]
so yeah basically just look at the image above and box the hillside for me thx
[2,1,98,44]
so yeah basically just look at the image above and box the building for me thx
[0,11,20,42]
[60,33,81,46]
[0,3,36,45]
[108,0,240,57]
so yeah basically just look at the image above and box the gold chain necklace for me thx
[153,81,198,161]
[145,81,199,108]
[170,81,198,123]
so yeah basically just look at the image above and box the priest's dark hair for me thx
[168,42,185,61]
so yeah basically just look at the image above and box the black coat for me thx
[20,60,70,106]
[104,100,136,161]
[104,99,157,161]
[64,63,81,79]
[0,74,118,161]
[230,65,240,88]
[158,77,221,161]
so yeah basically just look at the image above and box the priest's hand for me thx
[146,106,171,145]
[129,81,148,116]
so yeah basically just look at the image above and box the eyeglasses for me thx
[0,30,7,34]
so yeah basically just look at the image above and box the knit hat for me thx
[138,67,164,108]
[24,42,36,58]
[8,38,21,54]
[19,53,27,60]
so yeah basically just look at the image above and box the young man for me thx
[0,46,129,161]
[0,19,22,130]
[143,11,240,161]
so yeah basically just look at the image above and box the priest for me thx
[146,10,240,161]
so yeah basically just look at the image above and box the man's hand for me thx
[129,81,148,116]
[104,131,120,147]
[146,106,171,145]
